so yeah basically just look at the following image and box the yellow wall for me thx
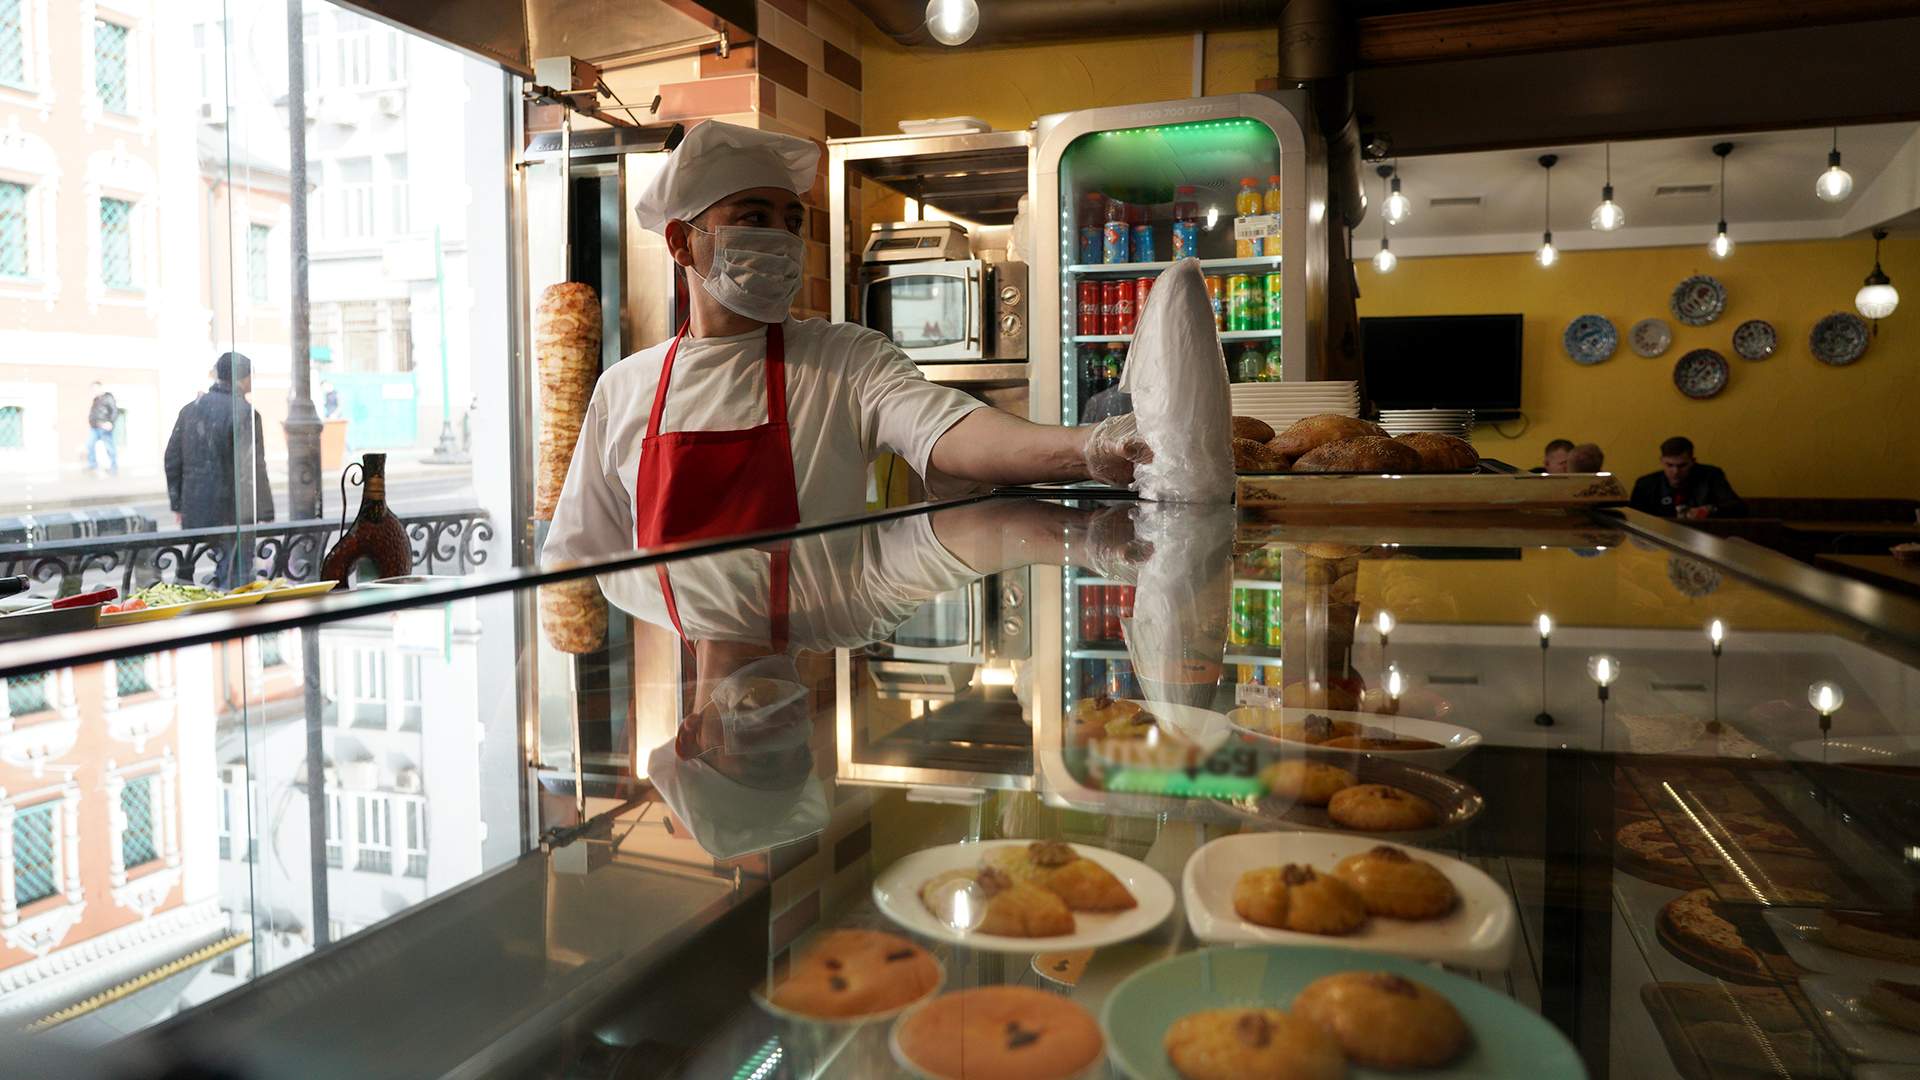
[1356,239,1920,497]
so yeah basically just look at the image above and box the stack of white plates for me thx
[1228,381,1360,433]
[1377,409,1476,438]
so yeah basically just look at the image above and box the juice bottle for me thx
[1234,177,1261,258]
[1263,175,1284,258]
[1171,185,1200,260]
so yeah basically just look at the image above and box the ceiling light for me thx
[1856,228,1899,325]
[925,0,979,45]
[1372,165,1397,273]
[1709,142,1734,259]
[1536,154,1558,267]
[1816,128,1854,202]
[1383,168,1411,225]
[1590,143,1624,231]
[1372,239,1397,273]
[1587,654,1619,688]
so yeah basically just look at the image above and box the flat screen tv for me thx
[1361,314,1523,417]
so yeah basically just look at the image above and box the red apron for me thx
[635,322,799,646]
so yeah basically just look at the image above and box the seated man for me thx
[1569,442,1604,472]
[1533,438,1574,474]
[1631,436,1745,519]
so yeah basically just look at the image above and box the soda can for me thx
[1099,280,1122,336]
[1135,276,1154,316]
[1102,209,1130,264]
[1106,660,1131,699]
[1227,274,1255,331]
[1113,286,1136,336]
[1104,343,1125,387]
[1131,223,1155,263]
[1078,225,1102,265]
[1265,609,1285,647]
[1077,281,1101,337]
[1080,584,1106,642]
[1205,275,1226,331]
[1081,345,1107,393]
[1229,588,1252,645]
[1103,585,1126,639]
[1172,220,1200,260]
[1264,272,1284,330]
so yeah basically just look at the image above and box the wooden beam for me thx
[1358,0,1920,67]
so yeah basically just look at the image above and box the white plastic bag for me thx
[1117,257,1233,503]
[1118,503,1235,709]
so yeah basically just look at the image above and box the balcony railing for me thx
[0,509,494,595]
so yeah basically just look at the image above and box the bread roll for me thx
[1231,415,1276,444]
[1234,437,1288,473]
[535,282,602,521]
[1393,432,1480,472]
[1271,414,1387,459]
[540,578,607,654]
[1291,436,1423,473]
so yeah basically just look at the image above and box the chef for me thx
[543,120,1146,565]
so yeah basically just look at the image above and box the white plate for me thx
[872,840,1174,954]
[1802,975,1920,1062]
[1765,908,1920,982]
[1225,706,1482,770]
[1183,832,1516,969]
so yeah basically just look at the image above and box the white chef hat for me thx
[632,120,820,233]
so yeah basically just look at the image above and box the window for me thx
[217,783,232,859]
[0,180,26,278]
[333,9,371,87]
[0,0,24,89]
[259,630,285,668]
[324,790,343,867]
[5,671,46,714]
[121,774,159,870]
[114,652,153,696]
[100,196,134,288]
[13,801,58,906]
[0,405,21,450]
[354,793,390,873]
[193,20,224,111]
[349,646,386,726]
[402,799,426,878]
[94,18,131,114]
[399,653,423,729]
[247,223,269,302]
[385,154,407,233]
[331,156,373,239]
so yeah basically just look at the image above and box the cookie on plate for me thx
[1232,866,1291,930]
[989,841,1138,913]
[1232,864,1366,935]
[1260,759,1356,806]
[920,867,1074,938]
[1293,971,1471,1069]
[1276,712,1364,745]
[1327,784,1439,832]
[1319,732,1443,752]
[1333,844,1459,919]
[895,986,1104,1080]
[766,929,940,1020]
[1070,694,1143,744]
[1163,1007,1345,1080]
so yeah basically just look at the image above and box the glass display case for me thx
[6,496,1920,1080]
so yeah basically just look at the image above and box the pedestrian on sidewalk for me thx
[164,353,276,587]
[86,381,118,476]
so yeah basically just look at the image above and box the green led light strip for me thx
[1094,117,1264,138]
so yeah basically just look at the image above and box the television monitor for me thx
[1361,314,1523,416]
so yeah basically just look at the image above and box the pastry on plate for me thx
[920,866,1074,938]
[1319,732,1444,752]
[1233,864,1366,935]
[1327,784,1440,832]
[1234,437,1289,473]
[1163,1007,1345,1080]
[1392,431,1479,472]
[895,986,1104,1080]
[766,929,940,1020]
[1866,979,1920,1033]
[1689,811,1816,859]
[1271,414,1388,459]
[1291,436,1424,474]
[1230,415,1277,444]
[1292,971,1470,1069]
[988,841,1137,913]
[1070,694,1142,743]
[1235,709,1364,746]
[1260,759,1356,806]
[1644,982,1806,1031]
[1662,888,1764,977]
[1814,909,1920,965]
[1333,845,1458,919]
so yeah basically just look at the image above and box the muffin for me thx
[895,986,1104,1080]
[1260,759,1357,806]
[1164,1007,1345,1080]
[1293,971,1470,1069]
[767,929,941,1020]
[1333,845,1459,919]
[1327,784,1439,832]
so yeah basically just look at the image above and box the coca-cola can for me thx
[1113,285,1137,336]
[1135,276,1154,314]
[1077,281,1101,337]
[1101,280,1125,336]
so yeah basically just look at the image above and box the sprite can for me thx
[1265,603,1285,647]
[1227,274,1256,332]
[1264,273,1284,330]
[1230,588,1253,645]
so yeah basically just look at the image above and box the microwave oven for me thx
[861,259,1028,363]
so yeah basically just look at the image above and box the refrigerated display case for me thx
[1032,92,1327,427]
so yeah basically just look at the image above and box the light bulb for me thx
[1590,185,1624,231]
[925,0,979,45]
[1204,205,1219,230]
[1536,235,1558,268]
[1587,654,1619,687]
[1372,243,1397,273]
[1816,150,1854,202]
[1375,610,1396,636]
[1808,681,1845,714]
[1709,619,1724,647]
[1386,666,1404,700]
[1857,281,1900,320]
[1536,613,1553,639]
[1710,223,1733,259]
[1383,177,1411,225]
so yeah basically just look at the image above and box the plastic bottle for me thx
[1234,178,1261,258]
[1102,198,1130,264]
[1171,185,1200,260]
[1263,175,1284,258]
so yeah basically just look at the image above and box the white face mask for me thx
[687,224,805,324]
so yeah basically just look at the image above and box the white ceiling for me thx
[1359,123,1920,257]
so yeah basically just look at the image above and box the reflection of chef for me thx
[542,121,1148,566]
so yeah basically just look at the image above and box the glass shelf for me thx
[1072,330,1283,344]
[1070,646,1282,667]
[1065,256,1283,277]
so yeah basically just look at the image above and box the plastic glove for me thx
[1084,413,1155,488]
[1083,504,1154,584]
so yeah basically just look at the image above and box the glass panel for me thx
[0,179,25,277]
[98,197,134,289]
[93,19,130,114]
[120,775,158,869]
[12,800,58,906]
[865,274,968,349]
[0,0,23,89]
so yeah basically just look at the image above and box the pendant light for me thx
[1372,165,1398,272]
[1816,128,1854,202]
[925,0,979,45]
[1709,142,1734,259]
[1536,154,1558,267]
[1590,143,1624,231]
[1382,163,1412,225]
[1856,228,1899,326]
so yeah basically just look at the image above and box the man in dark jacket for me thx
[1630,435,1745,519]
[164,352,276,529]
[86,382,119,476]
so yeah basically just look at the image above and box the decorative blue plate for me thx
[1674,349,1729,399]
[1731,319,1777,360]
[1562,314,1618,364]
[1101,945,1587,1080]
[1810,312,1870,365]
[1670,275,1727,326]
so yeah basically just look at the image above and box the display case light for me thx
[1808,680,1844,715]
[1536,613,1553,641]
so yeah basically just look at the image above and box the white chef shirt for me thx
[543,317,986,565]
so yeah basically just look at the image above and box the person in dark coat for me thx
[164,352,276,529]
[1630,435,1745,519]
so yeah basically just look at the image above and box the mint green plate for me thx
[1101,945,1586,1080]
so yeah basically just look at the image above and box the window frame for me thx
[97,193,135,290]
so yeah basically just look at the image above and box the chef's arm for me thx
[928,408,1148,487]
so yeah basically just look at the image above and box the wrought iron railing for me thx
[0,508,495,595]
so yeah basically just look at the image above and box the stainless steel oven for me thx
[861,258,1028,364]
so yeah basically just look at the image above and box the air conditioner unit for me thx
[393,766,421,793]
[376,91,402,118]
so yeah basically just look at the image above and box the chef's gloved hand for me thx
[1084,504,1154,584]
[1085,413,1155,488]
